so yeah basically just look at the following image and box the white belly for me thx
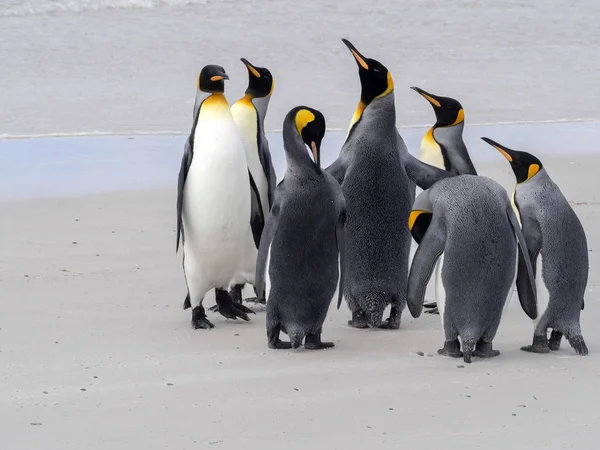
[183,101,251,284]
[231,100,270,220]
[264,244,272,300]
[533,254,550,327]
[435,253,446,329]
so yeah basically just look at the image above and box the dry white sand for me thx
[1,157,598,449]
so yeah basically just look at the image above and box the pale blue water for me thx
[1,121,598,201]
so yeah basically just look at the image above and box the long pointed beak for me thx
[410,86,441,108]
[481,137,514,162]
[341,38,369,70]
[310,141,321,168]
[240,58,261,78]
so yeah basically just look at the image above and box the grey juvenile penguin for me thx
[326,38,413,329]
[407,175,537,363]
[483,138,589,355]
[256,106,346,349]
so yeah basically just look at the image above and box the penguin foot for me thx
[267,327,292,349]
[347,310,368,329]
[379,306,401,330]
[437,339,463,358]
[473,340,500,358]
[191,306,214,329]
[215,289,254,321]
[228,284,244,305]
[463,351,473,364]
[566,334,588,356]
[304,333,335,350]
[424,302,438,314]
[549,330,563,351]
[521,335,550,353]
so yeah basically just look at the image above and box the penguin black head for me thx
[241,58,274,98]
[198,65,229,93]
[342,38,394,105]
[481,137,543,184]
[286,106,326,172]
[411,87,464,127]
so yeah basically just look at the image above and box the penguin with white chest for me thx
[325,39,413,330]
[177,65,255,329]
[411,87,477,315]
[482,138,589,355]
[407,175,537,363]
[228,58,277,305]
[256,106,346,349]
[411,87,477,176]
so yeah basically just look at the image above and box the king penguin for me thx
[325,39,412,329]
[255,106,346,349]
[411,87,477,176]
[482,137,589,355]
[410,87,477,315]
[407,175,537,363]
[226,58,276,305]
[177,64,255,329]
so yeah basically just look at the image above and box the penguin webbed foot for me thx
[549,330,563,351]
[267,327,292,349]
[473,339,500,358]
[215,289,255,321]
[379,306,401,330]
[304,333,335,350]
[521,335,550,354]
[566,334,588,356]
[191,306,214,329]
[424,302,439,315]
[347,310,369,329]
[437,339,463,359]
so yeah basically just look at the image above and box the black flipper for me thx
[248,170,265,248]
[407,218,446,318]
[509,204,540,320]
[257,134,277,209]
[255,186,283,301]
[176,140,193,252]
[336,208,347,309]
[176,94,204,252]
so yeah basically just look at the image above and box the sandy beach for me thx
[1,147,599,448]
[2,0,600,448]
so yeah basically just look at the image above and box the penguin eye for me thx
[373,68,380,73]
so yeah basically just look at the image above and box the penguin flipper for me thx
[508,205,540,320]
[258,136,277,208]
[336,207,347,310]
[176,139,193,252]
[248,170,266,248]
[325,158,347,185]
[407,219,446,318]
[403,152,455,190]
[255,189,282,300]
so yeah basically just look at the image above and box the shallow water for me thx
[1,121,598,200]
[1,0,599,136]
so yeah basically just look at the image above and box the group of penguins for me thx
[175,39,589,363]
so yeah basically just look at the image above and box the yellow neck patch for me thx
[295,109,315,135]
[527,163,540,180]
[348,101,366,131]
[408,210,429,230]
[203,93,228,108]
[451,108,464,126]
[375,72,394,99]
